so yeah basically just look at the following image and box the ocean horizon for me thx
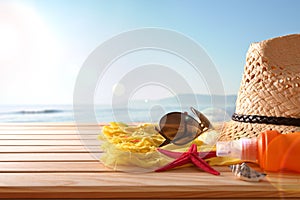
[0,94,237,123]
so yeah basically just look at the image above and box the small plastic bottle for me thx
[216,130,300,173]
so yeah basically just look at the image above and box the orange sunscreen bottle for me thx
[216,130,300,173]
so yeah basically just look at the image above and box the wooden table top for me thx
[0,123,300,199]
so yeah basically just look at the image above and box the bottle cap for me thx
[241,138,258,162]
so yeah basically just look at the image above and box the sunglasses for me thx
[156,107,211,147]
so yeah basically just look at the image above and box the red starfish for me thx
[155,144,220,175]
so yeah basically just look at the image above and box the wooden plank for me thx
[0,134,98,140]
[0,162,109,172]
[0,123,106,131]
[0,145,102,153]
[0,170,299,199]
[0,122,104,127]
[0,139,100,146]
[0,130,89,135]
[0,153,98,161]
[0,126,102,131]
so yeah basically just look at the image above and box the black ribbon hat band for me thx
[232,113,300,127]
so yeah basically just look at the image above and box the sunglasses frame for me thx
[156,107,211,147]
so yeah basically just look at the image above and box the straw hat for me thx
[220,34,300,141]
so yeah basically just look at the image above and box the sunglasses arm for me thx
[155,126,172,147]
[158,139,172,147]
[190,107,213,130]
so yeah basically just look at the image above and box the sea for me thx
[0,103,236,123]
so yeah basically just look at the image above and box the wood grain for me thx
[0,123,299,199]
[0,134,98,139]
[0,139,100,145]
[0,145,102,152]
[0,162,108,172]
[0,171,299,199]
[0,153,97,161]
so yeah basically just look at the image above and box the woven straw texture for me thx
[220,34,300,141]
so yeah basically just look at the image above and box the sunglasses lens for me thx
[159,113,182,140]
[159,112,201,145]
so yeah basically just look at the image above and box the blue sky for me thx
[0,0,299,104]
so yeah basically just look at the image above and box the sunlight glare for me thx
[0,22,20,61]
[0,2,63,104]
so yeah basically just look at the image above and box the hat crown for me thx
[235,34,300,118]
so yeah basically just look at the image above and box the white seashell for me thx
[229,162,267,182]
